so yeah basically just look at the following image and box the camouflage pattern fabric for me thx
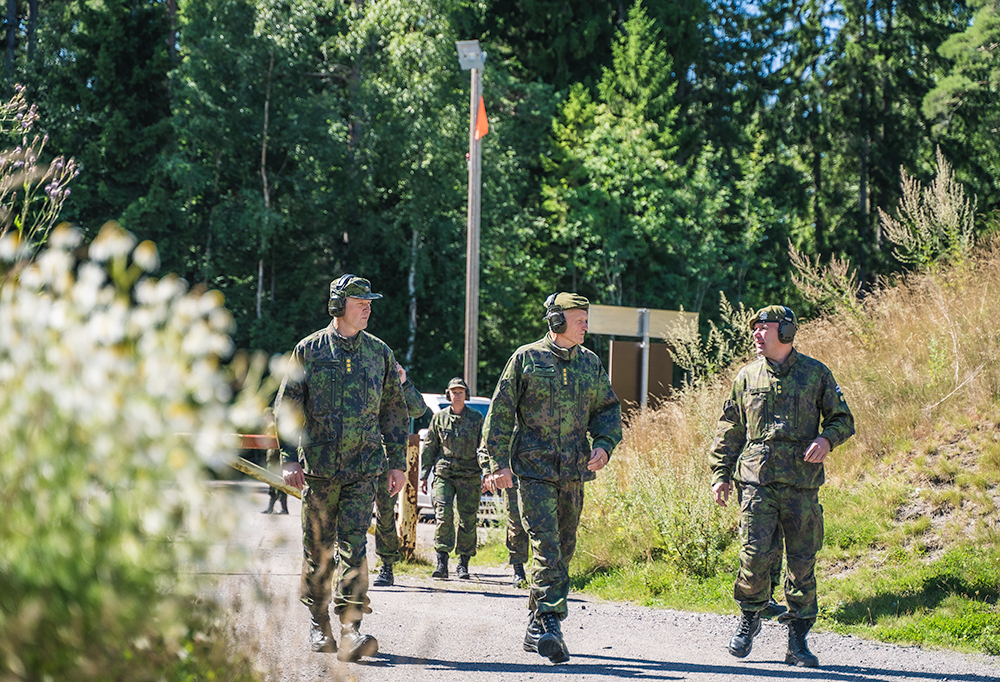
[300,475,377,623]
[275,324,408,478]
[504,478,529,565]
[735,484,822,621]
[374,377,426,565]
[518,478,584,618]
[735,483,782,594]
[431,474,480,556]
[709,348,854,623]
[480,335,621,483]
[709,348,854,489]
[420,407,485,480]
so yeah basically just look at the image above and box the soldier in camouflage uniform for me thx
[480,292,622,664]
[420,377,484,580]
[503,478,529,587]
[372,362,427,587]
[709,305,855,668]
[276,275,408,662]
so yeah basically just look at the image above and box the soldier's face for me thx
[341,297,371,333]
[558,308,589,347]
[752,321,787,360]
[448,388,467,409]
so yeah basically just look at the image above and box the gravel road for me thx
[211,483,1000,682]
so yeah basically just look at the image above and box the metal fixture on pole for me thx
[456,40,485,396]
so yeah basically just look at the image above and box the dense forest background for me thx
[3,0,998,394]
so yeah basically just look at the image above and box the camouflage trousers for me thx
[300,475,376,624]
[519,478,584,619]
[735,483,783,595]
[735,483,822,621]
[503,479,529,565]
[432,474,479,557]
[373,470,400,565]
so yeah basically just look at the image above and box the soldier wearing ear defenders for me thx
[479,292,621,664]
[275,274,408,662]
[710,305,855,669]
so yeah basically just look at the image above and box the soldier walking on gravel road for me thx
[420,377,484,581]
[275,274,408,662]
[710,305,855,668]
[480,292,622,664]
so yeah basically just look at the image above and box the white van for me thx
[412,393,499,523]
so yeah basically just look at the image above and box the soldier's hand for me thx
[387,469,406,497]
[420,479,428,495]
[712,481,731,507]
[803,436,832,463]
[283,462,305,490]
[587,447,609,472]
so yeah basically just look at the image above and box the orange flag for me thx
[475,95,489,140]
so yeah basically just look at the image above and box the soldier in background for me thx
[372,362,427,587]
[502,480,529,587]
[276,274,408,662]
[420,377,484,580]
[710,305,855,668]
[480,292,621,664]
[261,407,289,514]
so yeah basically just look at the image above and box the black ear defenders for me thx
[328,273,354,317]
[778,306,797,344]
[544,293,567,334]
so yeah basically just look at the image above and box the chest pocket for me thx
[308,361,339,415]
[523,364,557,416]
[746,386,770,440]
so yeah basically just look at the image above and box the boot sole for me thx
[785,652,819,668]
[537,633,570,664]
[337,637,378,662]
[431,572,448,579]
[728,618,762,658]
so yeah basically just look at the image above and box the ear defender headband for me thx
[778,306,797,344]
[328,273,354,317]
[544,293,567,334]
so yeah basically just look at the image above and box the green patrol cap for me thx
[752,304,796,328]
[447,377,469,393]
[335,275,383,300]
[545,292,590,312]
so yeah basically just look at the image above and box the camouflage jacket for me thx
[709,348,855,490]
[401,378,428,419]
[421,406,484,480]
[276,324,408,480]
[480,335,622,483]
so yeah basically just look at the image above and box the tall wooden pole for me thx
[464,68,482,396]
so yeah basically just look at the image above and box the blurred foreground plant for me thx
[0,84,78,253]
[0,223,269,680]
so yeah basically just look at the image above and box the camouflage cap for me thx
[751,304,797,328]
[334,275,383,300]
[545,292,590,312]
[447,377,469,393]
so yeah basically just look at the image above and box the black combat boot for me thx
[431,550,449,579]
[456,555,471,580]
[278,492,289,514]
[785,619,819,667]
[512,563,527,587]
[373,562,394,587]
[728,610,761,658]
[523,612,544,652]
[308,614,336,653]
[536,612,570,664]
[261,492,276,514]
[337,621,378,662]
[763,597,787,618]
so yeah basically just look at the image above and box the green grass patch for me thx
[820,480,908,555]
[571,559,738,613]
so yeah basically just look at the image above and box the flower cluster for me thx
[0,85,79,251]
[0,223,276,677]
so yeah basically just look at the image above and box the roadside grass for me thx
[570,240,1000,657]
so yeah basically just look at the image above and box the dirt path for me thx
[210,483,1000,682]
